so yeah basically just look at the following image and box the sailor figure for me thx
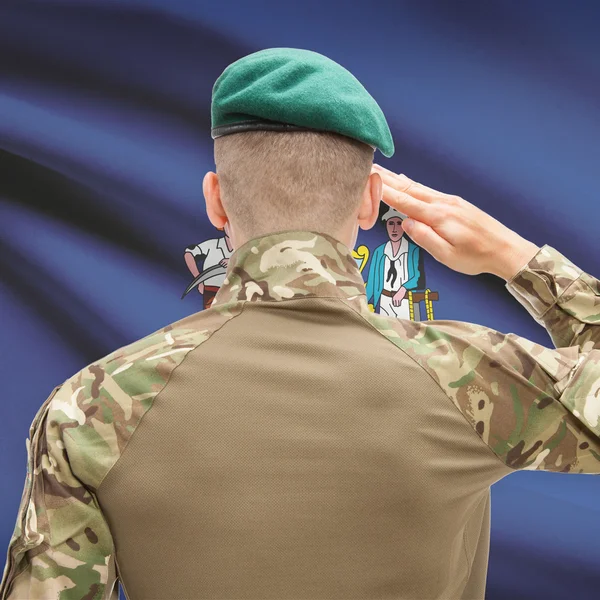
[366,207,421,319]
[184,225,234,309]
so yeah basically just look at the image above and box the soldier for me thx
[2,48,599,600]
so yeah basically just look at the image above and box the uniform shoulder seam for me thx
[95,303,247,492]
[340,298,516,473]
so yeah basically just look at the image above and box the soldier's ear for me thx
[203,172,227,230]
[357,172,382,231]
[371,171,382,208]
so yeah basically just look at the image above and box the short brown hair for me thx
[214,130,374,241]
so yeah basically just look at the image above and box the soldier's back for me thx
[98,294,508,600]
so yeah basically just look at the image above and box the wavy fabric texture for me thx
[1,1,599,599]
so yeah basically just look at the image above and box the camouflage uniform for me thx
[1,230,599,600]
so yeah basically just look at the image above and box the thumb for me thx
[402,219,452,263]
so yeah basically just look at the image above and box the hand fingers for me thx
[403,219,454,263]
[381,182,436,224]
[373,163,439,195]
[373,164,441,203]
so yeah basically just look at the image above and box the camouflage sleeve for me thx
[394,318,600,473]
[0,384,118,600]
[506,244,600,350]
[0,316,227,599]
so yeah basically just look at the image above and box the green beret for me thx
[211,48,394,158]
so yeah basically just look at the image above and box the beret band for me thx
[211,119,313,139]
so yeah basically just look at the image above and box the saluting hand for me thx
[373,164,540,281]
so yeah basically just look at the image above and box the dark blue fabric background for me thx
[1,1,599,598]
